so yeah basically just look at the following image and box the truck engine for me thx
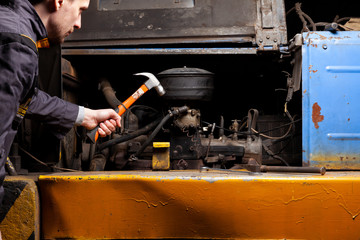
[84,67,265,172]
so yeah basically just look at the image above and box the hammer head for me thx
[135,72,166,96]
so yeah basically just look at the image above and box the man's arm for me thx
[0,42,38,140]
[28,90,121,139]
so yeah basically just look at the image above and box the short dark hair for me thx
[28,0,45,5]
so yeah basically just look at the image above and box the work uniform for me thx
[0,0,80,204]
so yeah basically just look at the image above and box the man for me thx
[0,0,121,228]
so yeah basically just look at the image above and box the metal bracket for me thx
[255,0,287,51]
[288,34,303,93]
[261,0,274,29]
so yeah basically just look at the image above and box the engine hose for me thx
[262,143,290,166]
[247,109,259,139]
[131,114,171,160]
[97,117,162,151]
[99,78,122,109]
[130,106,189,160]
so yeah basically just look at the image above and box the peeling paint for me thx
[283,192,323,205]
[319,184,360,220]
[312,102,324,129]
[129,197,175,208]
[130,198,159,208]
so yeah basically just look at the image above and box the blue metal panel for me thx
[302,31,360,169]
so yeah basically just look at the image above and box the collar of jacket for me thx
[0,0,49,47]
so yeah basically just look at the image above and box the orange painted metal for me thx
[39,171,360,239]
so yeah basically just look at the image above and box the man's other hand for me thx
[82,108,121,137]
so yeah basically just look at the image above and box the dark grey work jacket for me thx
[0,0,79,204]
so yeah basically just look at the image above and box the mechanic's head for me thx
[31,0,90,44]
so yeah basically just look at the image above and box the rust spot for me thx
[318,34,327,40]
[348,118,350,122]
[303,89,307,94]
[308,65,318,73]
[312,102,324,129]
[329,37,347,40]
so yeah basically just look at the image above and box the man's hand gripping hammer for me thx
[87,72,165,143]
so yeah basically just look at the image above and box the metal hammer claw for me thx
[87,72,165,143]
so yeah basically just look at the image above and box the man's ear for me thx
[53,0,64,11]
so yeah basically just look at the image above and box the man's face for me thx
[47,0,90,44]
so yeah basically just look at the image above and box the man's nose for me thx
[74,15,82,29]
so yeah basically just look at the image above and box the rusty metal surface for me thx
[63,0,287,49]
[99,0,195,10]
[260,165,326,175]
[302,31,360,169]
[39,170,360,239]
[255,0,287,50]
[61,47,259,55]
[311,102,324,129]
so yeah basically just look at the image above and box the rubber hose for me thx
[132,106,189,159]
[97,117,162,151]
[132,113,172,158]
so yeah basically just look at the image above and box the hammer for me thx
[87,72,165,143]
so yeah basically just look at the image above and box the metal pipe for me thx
[260,165,326,175]
[219,116,224,138]
[324,22,338,31]
[99,78,121,109]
